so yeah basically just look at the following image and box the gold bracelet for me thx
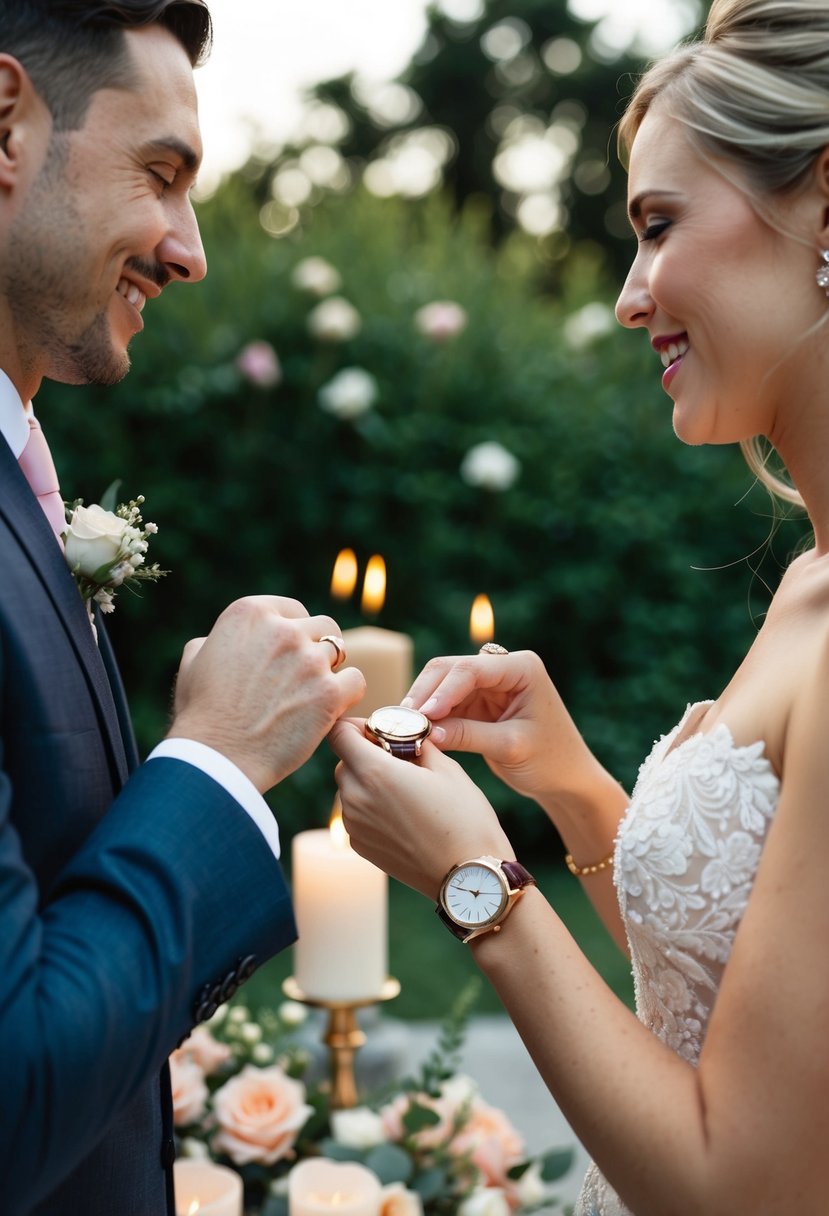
[565,848,615,878]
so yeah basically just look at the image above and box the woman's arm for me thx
[405,650,631,947]
[331,662,829,1215]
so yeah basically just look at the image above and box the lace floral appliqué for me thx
[575,703,779,1216]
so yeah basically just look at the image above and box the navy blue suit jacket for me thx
[0,437,297,1214]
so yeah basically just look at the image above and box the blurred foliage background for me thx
[40,0,806,862]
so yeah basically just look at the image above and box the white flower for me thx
[457,1187,511,1216]
[460,441,521,491]
[318,368,379,420]
[278,1000,308,1027]
[439,1074,479,1106]
[179,1136,211,1161]
[414,300,468,342]
[292,256,342,296]
[64,495,165,614]
[236,340,282,388]
[381,1182,424,1216]
[206,1003,229,1028]
[330,1106,388,1149]
[64,504,131,579]
[253,1043,275,1064]
[240,1021,263,1044]
[563,301,615,349]
[513,1161,548,1208]
[228,1005,249,1024]
[308,296,361,342]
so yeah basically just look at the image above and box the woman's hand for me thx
[328,720,513,900]
[404,650,605,811]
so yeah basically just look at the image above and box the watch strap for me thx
[387,739,422,760]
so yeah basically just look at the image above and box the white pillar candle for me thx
[292,818,387,1001]
[173,1160,243,1216]
[340,625,413,716]
[289,1158,382,1216]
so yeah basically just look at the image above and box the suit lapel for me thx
[0,439,129,785]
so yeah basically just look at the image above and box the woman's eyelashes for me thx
[640,218,672,242]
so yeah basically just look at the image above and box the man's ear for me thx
[0,55,47,191]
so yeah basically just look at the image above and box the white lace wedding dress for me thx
[574,702,780,1216]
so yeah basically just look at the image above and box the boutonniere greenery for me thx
[63,482,167,614]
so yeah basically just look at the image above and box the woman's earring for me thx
[817,250,829,295]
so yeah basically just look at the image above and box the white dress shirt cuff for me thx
[147,739,281,859]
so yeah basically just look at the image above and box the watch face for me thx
[367,705,431,742]
[442,862,508,928]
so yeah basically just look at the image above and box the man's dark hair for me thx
[0,0,212,129]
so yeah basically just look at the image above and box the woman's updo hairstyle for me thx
[619,0,829,507]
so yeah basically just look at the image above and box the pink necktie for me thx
[18,416,66,544]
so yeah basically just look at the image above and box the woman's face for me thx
[615,104,823,449]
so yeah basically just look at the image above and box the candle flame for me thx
[329,796,349,850]
[469,594,494,644]
[361,554,386,615]
[307,1192,358,1208]
[330,549,358,600]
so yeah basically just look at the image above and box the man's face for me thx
[3,23,206,390]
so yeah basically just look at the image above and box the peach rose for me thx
[450,1100,524,1190]
[169,1053,208,1127]
[381,1182,424,1216]
[179,1025,233,1076]
[211,1064,313,1166]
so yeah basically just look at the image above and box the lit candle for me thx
[331,549,358,601]
[338,555,413,715]
[360,555,386,616]
[173,1160,243,1216]
[292,804,388,1001]
[469,594,495,646]
[289,1158,382,1216]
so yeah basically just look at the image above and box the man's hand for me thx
[168,596,365,792]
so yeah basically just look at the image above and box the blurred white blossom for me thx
[414,300,468,342]
[457,1187,511,1216]
[308,296,362,342]
[278,1000,309,1027]
[319,368,379,420]
[461,441,521,491]
[292,256,342,297]
[330,1106,388,1149]
[563,301,616,349]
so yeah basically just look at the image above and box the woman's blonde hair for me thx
[619,0,829,508]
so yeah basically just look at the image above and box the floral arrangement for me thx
[63,484,166,614]
[171,983,573,1216]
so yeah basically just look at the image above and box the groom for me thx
[0,3,364,1214]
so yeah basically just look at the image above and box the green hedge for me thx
[39,177,805,852]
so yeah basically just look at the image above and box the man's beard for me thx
[2,140,130,388]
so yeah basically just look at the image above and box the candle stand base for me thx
[282,976,400,1110]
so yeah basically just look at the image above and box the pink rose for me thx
[450,1100,524,1190]
[178,1025,232,1077]
[211,1064,313,1166]
[169,1052,208,1127]
[414,301,468,342]
[236,340,282,388]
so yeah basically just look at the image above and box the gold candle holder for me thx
[282,976,401,1109]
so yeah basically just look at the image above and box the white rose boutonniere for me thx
[64,490,166,614]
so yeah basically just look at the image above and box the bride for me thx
[330,2,829,1212]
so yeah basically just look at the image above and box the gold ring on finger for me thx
[319,635,347,670]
